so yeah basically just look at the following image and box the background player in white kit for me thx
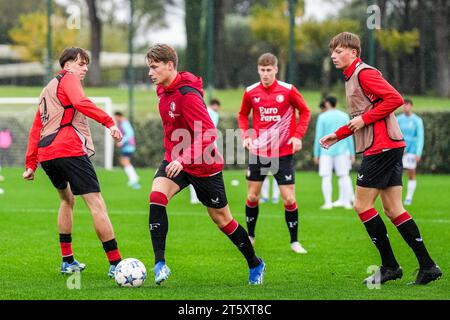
[313,96,355,210]
[396,99,424,206]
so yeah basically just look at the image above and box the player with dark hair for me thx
[146,44,265,285]
[321,32,441,285]
[23,47,124,278]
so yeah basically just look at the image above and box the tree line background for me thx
[0,0,449,97]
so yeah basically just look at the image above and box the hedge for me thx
[122,111,450,174]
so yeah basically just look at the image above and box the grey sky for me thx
[148,0,344,47]
[54,0,343,48]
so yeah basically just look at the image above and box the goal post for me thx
[0,97,114,170]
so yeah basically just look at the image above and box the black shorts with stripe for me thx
[154,160,228,209]
[41,155,101,195]
[356,147,404,189]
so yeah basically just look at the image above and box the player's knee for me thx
[61,195,75,208]
[353,201,367,214]
[282,195,296,206]
[210,207,232,228]
[383,208,393,219]
[247,194,259,203]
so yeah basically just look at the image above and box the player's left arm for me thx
[61,74,122,141]
[289,86,311,152]
[416,116,425,160]
[23,108,42,180]
[62,74,115,128]
[357,69,404,126]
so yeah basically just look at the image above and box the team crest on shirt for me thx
[168,102,179,118]
[276,95,285,103]
[254,97,261,103]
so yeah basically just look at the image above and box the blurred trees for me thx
[0,1,46,44]
[300,18,360,95]
[375,28,420,89]
[86,0,102,86]
[340,0,450,97]
[9,11,78,62]
[1,0,448,95]
[185,0,203,76]
[250,0,304,81]
[433,0,450,97]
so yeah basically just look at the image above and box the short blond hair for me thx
[257,53,278,67]
[329,32,361,57]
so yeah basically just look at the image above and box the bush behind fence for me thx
[127,111,450,174]
[1,112,447,173]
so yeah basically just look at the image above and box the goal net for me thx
[0,97,114,170]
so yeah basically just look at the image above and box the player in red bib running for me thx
[146,44,265,285]
[238,53,311,254]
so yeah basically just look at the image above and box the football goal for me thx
[0,97,114,170]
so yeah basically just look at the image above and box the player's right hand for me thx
[109,125,123,142]
[320,133,338,149]
[243,137,254,150]
[22,168,35,181]
[313,157,319,165]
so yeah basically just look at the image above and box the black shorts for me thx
[246,154,295,185]
[154,160,228,209]
[41,155,101,195]
[356,147,404,189]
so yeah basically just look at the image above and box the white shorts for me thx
[402,153,417,170]
[319,154,351,177]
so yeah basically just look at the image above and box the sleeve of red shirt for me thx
[358,69,404,125]
[238,91,252,139]
[289,86,311,139]
[335,124,353,141]
[25,108,43,171]
[176,93,217,166]
[60,74,115,128]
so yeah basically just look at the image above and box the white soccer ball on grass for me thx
[114,258,147,287]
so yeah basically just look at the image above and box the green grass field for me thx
[0,168,448,300]
[1,86,449,118]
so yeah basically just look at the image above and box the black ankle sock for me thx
[285,209,298,243]
[60,233,74,263]
[63,256,74,263]
[149,204,168,264]
[397,219,435,269]
[226,224,260,268]
[363,215,399,268]
[245,204,259,238]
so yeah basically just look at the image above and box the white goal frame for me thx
[0,97,114,170]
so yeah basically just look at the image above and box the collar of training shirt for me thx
[260,79,279,92]
[343,57,362,81]
[164,72,181,92]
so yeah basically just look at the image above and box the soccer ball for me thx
[114,258,147,287]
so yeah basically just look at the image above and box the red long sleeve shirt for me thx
[25,70,115,171]
[335,58,406,156]
[157,72,223,177]
[238,80,311,158]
